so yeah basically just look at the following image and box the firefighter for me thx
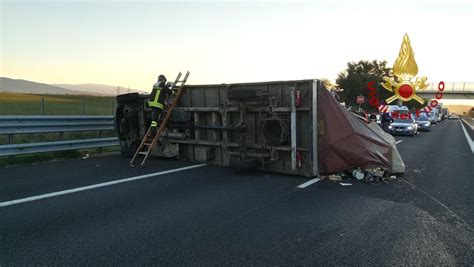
[148,74,174,133]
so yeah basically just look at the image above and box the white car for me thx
[449,114,460,119]
[388,117,418,136]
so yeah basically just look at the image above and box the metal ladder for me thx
[130,71,190,167]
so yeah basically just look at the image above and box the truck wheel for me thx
[230,158,259,171]
[228,89,258,100]
[117,93,139,104]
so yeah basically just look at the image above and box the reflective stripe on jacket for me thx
[148,84,165,109]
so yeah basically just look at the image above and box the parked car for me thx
[428,111,438,124]
[414,114,431,131]
[449,114,460,119]
[388,117,418,136]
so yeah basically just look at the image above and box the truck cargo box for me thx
[115,79,396,177]
[116,79,320,177]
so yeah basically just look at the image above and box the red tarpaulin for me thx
[317,87,393,174]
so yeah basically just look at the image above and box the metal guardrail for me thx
[0,138,119,157]
[461,117,474,130]
[0,115,115,134]
[0,116,119,157]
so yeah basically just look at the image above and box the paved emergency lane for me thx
[1,120,473,265]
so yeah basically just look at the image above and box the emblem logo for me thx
[382,33,429,104]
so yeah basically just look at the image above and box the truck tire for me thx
[228,89,258,100]
[117,93,140,104]
[230,158,259,171]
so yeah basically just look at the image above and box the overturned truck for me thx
[115,79,404,177]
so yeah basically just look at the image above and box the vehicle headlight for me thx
[388,125,392,129]
[424,122,430,126]
[407,126,413,130]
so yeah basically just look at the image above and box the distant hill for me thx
[54,83,144,96]
[445,105,473,115]
[0,77,145,96]
[0,77,95,95]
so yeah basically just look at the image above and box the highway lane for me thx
[0,120,472,265]
[393,119,473,227]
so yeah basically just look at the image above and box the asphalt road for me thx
[1,119,472,265]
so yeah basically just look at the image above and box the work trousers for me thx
[151,107,162,128]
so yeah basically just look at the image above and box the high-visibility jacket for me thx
[148,82,173,109]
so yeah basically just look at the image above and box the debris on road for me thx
[366,168,385,177]
[324,167,395,185]
[328,174,342,181]
[352,169,365,180]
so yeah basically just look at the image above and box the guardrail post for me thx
[111,98,114,115]
[41,97,45,115]
[59,132,64,141]
[98,130,103,153]
[7,134,13,162]
[82,99,85,115]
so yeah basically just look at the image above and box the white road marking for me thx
[0,163,207,208]
[396,140,403,144]
[460,121,474,154]
[297,178,320,188]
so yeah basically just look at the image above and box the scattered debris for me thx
[352,169,365,180]
[328,174,342,181]
[325,167,398,185]
[82,154,90,160]
[366,168,385,177]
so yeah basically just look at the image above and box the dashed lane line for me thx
[0,163,207,208]
[297,178,321,188]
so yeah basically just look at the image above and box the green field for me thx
[0,92,116,115]
[0,92,121,165]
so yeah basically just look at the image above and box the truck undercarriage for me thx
[115,80,320,177]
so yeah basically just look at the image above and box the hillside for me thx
[0,77,101,95]
[0,77,144,96]
[54,83,144,96]
[444,105,473,115]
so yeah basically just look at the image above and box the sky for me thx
[0,0,473,94]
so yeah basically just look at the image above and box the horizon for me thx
[1,0,473,95]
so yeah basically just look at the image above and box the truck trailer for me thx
[115,79,320,177]
[115,79,402,177]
